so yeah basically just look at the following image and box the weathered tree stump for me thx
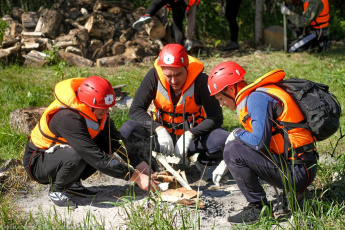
[9,107,47,137]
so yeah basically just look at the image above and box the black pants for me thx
[225,0,242,43]
[120,120,229,165]
[29,147,97,192]
[146,0,187,45]
[224,140,317,203]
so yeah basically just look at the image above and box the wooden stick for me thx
[152,151,192,190]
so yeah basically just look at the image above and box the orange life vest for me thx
[235,69,315,159]
[30,78,108,149]
[152,55,206,136]
[304,0,329,29]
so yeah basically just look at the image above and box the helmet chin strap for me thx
[220,84,237,105]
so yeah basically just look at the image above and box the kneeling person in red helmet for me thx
[23,76,159,208]
[120,44,229,180]
[208,62,318,223]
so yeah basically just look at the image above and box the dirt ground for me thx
[15,158,293,230]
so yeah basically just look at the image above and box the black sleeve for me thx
[191,73,224,138]
[129,68,161,131]
[93,118,143,167]
[49,109,138,179]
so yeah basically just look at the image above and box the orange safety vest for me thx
[186,0,200,11]
[304,0,329,29]
[235,69,315,159]
[152,55,206,136]
[166,0,200,11]
[30,78,108,149]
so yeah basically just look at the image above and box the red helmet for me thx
[157,44,189,67]
[208,62,246,96]
[77,76,115,109]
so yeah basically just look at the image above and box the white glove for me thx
[212,160,229,186]
[156,128,174,156]
[281,5,291,16]
[174,131,194,158]
[225,130,236,145]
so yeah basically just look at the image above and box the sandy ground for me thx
[15,159,293,230]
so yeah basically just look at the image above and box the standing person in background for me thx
[23,76,159,208]
[222,0,243,51]
[120,44,229,180]
[208,62,318,223]
[280,0,329,52]
[132,0,199,51]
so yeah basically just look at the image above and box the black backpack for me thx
[276,78,342,141]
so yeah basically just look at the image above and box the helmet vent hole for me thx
[93,98,96,105]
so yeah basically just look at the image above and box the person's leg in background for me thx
[170,0,187,45]
[132,0,166,29]
[223,0,242,51]
[184,2,197,51]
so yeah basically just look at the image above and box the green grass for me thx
[1,47,345,228]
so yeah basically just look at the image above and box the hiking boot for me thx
[227,202,269,224]
[66,181,98,198]
[222,42,240,51]
[48,190,76,208]
[132,14,152,29]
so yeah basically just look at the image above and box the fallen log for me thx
[40,9,63,39]
[57,51,94,67]
[92,38,113,60]
[24,50,48,68]
[21,31,43,38]
[21,12,39,30]
[111,42,125,56]
[143,16,165,39]
[1,35,18,48]
[93,0,134,11]
[84,13,115,40]
[11,7,24,22]
[96,55,125,67]
[10,22,23,36]
[0,44,21,59]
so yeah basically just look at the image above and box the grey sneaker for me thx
[66,181,98,198]
[132,14,152,29]
[227,202,270,224]
[222,42,240,51]
[48,190,76,208]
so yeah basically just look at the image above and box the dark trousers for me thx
[223,140,317,203]
[30,147,97,192]
[146,0,187,45]
[225,0,242,43]
[120,120,229,165]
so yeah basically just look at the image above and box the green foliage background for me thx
[1,0,344,44]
